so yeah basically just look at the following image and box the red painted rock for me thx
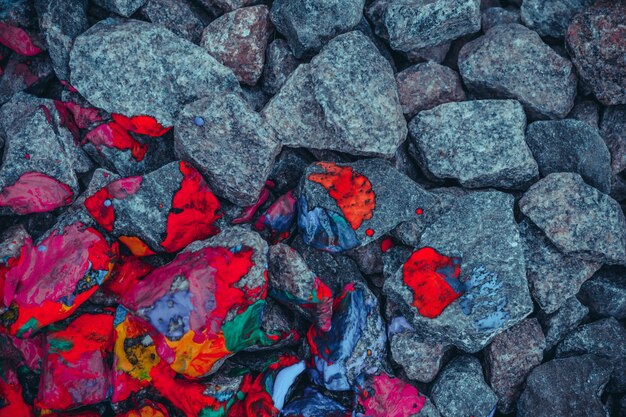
[0,363,35,417]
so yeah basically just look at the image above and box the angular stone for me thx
[395,62,466,118]
[262,31,406,158]
[526,119,611,193]
[70,18,241,127]
[601,105,626,175]
[459,23,577,119]
[92,0,146,16]
[567,100,600,128]
[409,100,538,189]
[405,42,451,64]
[566,1,626,106]
[246,298,300,351]
[519,173,626,265]
[518,354,613,417]
[518,219,601,314]
[281,388,349,416]
[579,267,626,320]
[481,7,520,32]
[521,0,594,39]
[262,39,298,95]
[384,191,534,352]
[484,318,545,413]
[0,53,53,105]
[201,5,272,85]
[345,237,385,276]
[268,149,311,194]
[298,159,437,253]
[431,355,497,417]
[270,0,364,58]
[537,296,589,351]
[35,0,88,81]
[556,318,626,392]
[140,0,206,43]
[174,93,280,206]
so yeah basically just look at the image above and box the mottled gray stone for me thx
[601,105,626,175]
[459,24,577,119]
[431,355,497,417]
[262,31,406,157]
[140,0,206,43]
[518,354,613,417]
[92,0,146,16]
[409,100,538,189]
[262,39,298,95]
[556,318,626,392]
[537,296,589,351]
[270,0,364,58]
[519,219,601,314]
[405,42,451,64]
[195,0,256,15]
[267,149,310,194]
[70,18,240,127]
[484,318,545,413]
[566,2,626,106]
[526,119,611,193]
[395,62,466,118]
[0,54,53,106]
[201,5,272,86]
[519,173,626,265]
[174,93,279,206]
[384,191,534,352]
[345,238,385,276]
[521,0,594,39]
[35,0,88,81]
[567,100,600,128]
[481,7,520,32]
[579,267,626,320]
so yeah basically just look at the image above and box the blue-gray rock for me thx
[521,0,595,39]
[0,54,53,106]
[270,0,365,58]
[601,105,626,175]
[431,355,497,417]
[262,39,299,95]
[579,267,626,320]
[537,296,589,351]
[262,31,406,158]
[459,24,577,119]
[91,0,146,16]
[567,100,600,128]
[481,7,520,32]
[408,100,539,189]
[139,0,207,43]
[519,173,626,265]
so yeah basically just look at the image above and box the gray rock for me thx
[556,318,626,392]
[91,0,146,16]
[459,23,577,119]
[35,0,88,81]
[431,355,497,417]
[481,7,520,32]
[268,149,311,194]
[567,100,600,128]
[140,0,207,43]
[262,31,406,158]
[517,354,613,417]
[382,245,413,281]
[298,158,437,252]
[270,0,364,58]
[526,119,611,193]
[484,318,545,413]
[521,0,594,39]
[0,54,53,106]
[262,39,298,95]
[537,296,589,351]
[405,42,452,64]
[201,5,273,86]
[240,85,269,111]
[384,191,534,352]
[345,237,386,276]
[408,100,539,189]
[566,2,626,106]
[601,105,626,175]
[518,219,601,314]
[195,0,256,15]
[519,172,626,265]
[174,93,280,206]
[579,267,626,320]
[395,62,466,119]
[70,18,241,127]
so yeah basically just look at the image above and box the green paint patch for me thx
[223,300,275,352]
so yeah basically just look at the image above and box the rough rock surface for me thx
[408,100,538,189]
[484,318,545,413]
[601,105,626,175]
[521,0,594,39]
[566,1,626,106]
[537,296,588,351]
[579,267,626,320]
[567,100,600,128]
[481,7,520,32]
[174,93,280,206]
[92,0,147,16]
[262,39,298,95]
[70,18,241,127]
[431,355,497,417]
[526,119,611,193]
[262,31,406,157]
[140,0,206,43]
[517,354,613,417]
[201,5,272,86]
[395,62,466,118]
[518,219,601,314]
[270,0,364,58]
[519,173,626,265]
[0,54,54,106]
[384,191,534,352]
[459,23,577,119]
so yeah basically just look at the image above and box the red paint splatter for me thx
[308,162,375,230]
[0,366,35,417]
[84,176,142,233]
[112,114,172,137]
[58,101,102,129]
[232,180,275,224]
[83,122,148,161]
[160,161,221,253]
[60,80,79,92]
[24,153,30,160]
[416,208,423,215]
[227,373,279,417]
[380,238,394,253]
[0,22,42,56]
[365,228,374,237]
[104,255,155,298]
[402,247,463,319]
[0,172,73,215]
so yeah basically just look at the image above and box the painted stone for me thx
[0,53,53,105]
[0,363,34,417]
[255,190,298,244]
[281,388,350,417]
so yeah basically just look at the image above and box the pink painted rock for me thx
[201,5,273,85]
[0,53,53,105]
[396,62,466,118]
